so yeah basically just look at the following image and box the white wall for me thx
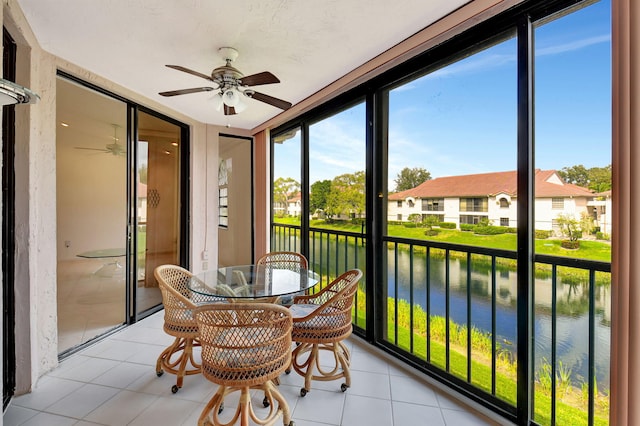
[2,0,255,396]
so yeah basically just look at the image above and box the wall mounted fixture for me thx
[0,79,39,106]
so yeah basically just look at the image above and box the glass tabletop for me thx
[190,264,320,299]
[76,248,126,258]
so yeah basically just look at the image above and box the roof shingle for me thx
[389,169,594,200]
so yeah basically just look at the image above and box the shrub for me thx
[439,222,456,229]
[596,232,610,241]
[403,222,417,228]
[561,240,580,249]
[351,217,365,225]
[460,224,476,232]
[474,225,508,235]
[535,230,552,239]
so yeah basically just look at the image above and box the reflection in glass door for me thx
[56,77,128,354]
[136,111,182,315]
[56,76,187,354]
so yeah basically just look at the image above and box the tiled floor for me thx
[57,259,162,352]
[4,311,509,426]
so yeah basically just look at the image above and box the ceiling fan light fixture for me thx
[234,95,247,113]
[212,92,224,111]
[222,88,240,107]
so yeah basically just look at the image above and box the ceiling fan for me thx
[159,47,292,115]
[75,124,125,156]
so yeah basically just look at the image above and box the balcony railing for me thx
[271,222,611,426]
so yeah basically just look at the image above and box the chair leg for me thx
[198,386,226,426]
[199,383,290,426]
[156,336,201,393]
[261,380,292,426]
[290,340,351,395]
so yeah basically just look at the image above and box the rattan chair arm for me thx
[162,280,199,309]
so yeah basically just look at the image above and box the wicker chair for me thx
[155,264,220,393]
[255,251,308,305]
[287,269,362,397]
[195,303,294,426]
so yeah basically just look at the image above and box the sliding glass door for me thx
[56,75,188,354]
[56,77,128,353]
[136,110,183,313]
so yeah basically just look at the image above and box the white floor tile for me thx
[127,396,200,426]
[392,401,446,426]
[389,374,439,406]
[19,412,78,426]
[346,370,391,400]
[441,407,502,426]
[49,356,120,383]
[342,394,393,426]
[11,376,84,411]
[45,383,119,419]
[83,390,157,426]
[2,404,38,426]
[90,362,150,389]
[4,311,507,426]
[291,388,346,425]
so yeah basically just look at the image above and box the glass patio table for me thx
[77,247,126,277]
[189,264,320,300]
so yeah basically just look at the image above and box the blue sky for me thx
[274,0,611,189]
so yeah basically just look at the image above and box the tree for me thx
[407,213,422,226]
[273,177,300,217]
[558,164,590,187]
[394,167,432,192]
[556,213,582,243]
[310,180,332,213]
[326,171,365,219]
[557,164,612,192]
[587,165,612,192]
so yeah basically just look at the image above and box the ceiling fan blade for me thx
[159,87,215,97]
[239,71,280,86]
[165,65,215,82]
[224,105,237,116]
[249,91,292,110]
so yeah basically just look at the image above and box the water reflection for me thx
[388,249,611,388]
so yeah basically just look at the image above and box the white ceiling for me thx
[17,0,469,130]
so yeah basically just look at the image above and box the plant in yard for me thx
[537,359,553,395]
[556,213,583,249]
[423,215,441,236]
[408,213,423,227]
[557,360,573,400]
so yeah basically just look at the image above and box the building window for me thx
[422,198,444,211]
[219,187,228,227]
[552,197,564,209]
[397,200,403,208]
[499,198,510,208]
[460,197,488,212]
[219,159,229,228]
[500,217,509,227]
[460,215,486,225]
[423,214,444,222]
[397,214,402,221]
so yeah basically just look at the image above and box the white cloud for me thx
[536,34,610,56]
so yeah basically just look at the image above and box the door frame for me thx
[2,26,17,410]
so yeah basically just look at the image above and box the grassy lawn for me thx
[274,217,611,262]
[386,299,610,426]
